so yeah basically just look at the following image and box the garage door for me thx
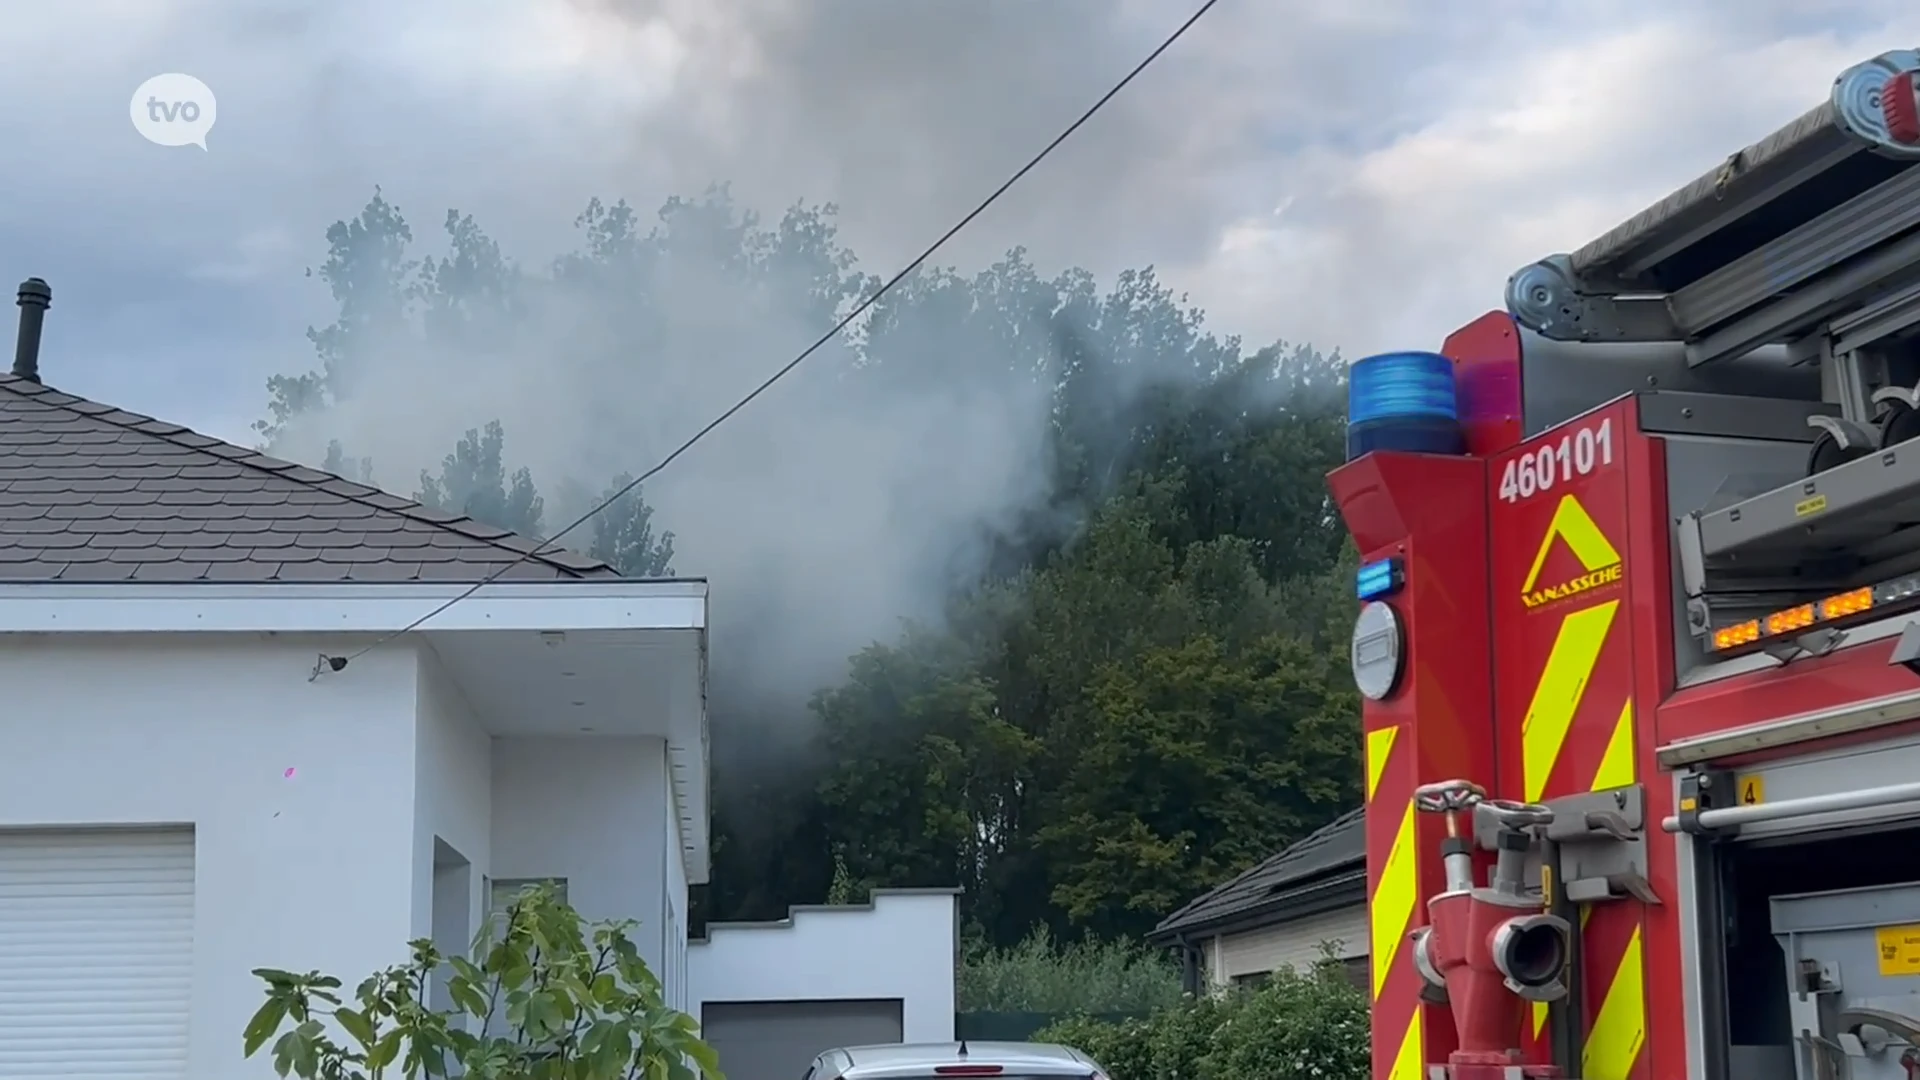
[702,999,904,1080]
[0,828,195,1078]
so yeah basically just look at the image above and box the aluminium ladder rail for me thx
[1507,49,1920,355]
[1510,150,1920,356]
[1577,49,1920,288]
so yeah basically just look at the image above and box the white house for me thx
[0,346,954,1080]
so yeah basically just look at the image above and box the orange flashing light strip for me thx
[1765,604,1815,635]
[1710,586,1876,652]
[1822,586,1874,618]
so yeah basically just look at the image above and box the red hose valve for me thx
[1411,784,1568,1079]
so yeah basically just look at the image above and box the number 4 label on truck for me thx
[1499,418,1614,504]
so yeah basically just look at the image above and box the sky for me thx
[3,0,1914,446]
[6,0,1920,708]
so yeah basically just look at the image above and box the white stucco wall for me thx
[413,649,492,943]
[0,634,699,1078]
[489,735,674,973]
[689,889,959,1043]
[0,633,422,1080]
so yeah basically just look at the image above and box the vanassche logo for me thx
[1523,562,1622,610]
[1520,495,1624,612]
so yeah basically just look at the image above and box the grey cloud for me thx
[6,0,1920,709]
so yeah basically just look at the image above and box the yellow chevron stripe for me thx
[1371,800,1417,999]
[1592,698,1637,790]
[1522,600,1618,802]
[1521,494,1622,593]
[1583,925,1646,1080]
[1387,1011,1424,1080]
[1366,726,1398,802]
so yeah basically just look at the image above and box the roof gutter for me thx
[1149,865,1366,944]
[0,580,708,634]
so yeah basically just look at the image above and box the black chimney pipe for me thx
[13,277,49,383]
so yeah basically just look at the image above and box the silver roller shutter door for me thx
[0,828,195,1079]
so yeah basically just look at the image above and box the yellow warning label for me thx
[1878,924,1920,976]
[1795,494,1828,518]
[1738,775,1765,806]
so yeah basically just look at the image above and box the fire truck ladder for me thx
[1506,50,1920,658]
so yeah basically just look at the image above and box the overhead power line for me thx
[316,0,1222,678]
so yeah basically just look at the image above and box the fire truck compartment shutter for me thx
[1770,882,1920,1080]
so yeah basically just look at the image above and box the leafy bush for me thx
[1200,967,1369,1080]
[959,926,1183,1013]
[1032,964,1368,1080]
[1033,1012,1158,1079]
[242,883,720,1080]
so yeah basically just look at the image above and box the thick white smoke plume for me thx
[252,0,1289,717]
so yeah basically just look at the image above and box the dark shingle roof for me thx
[0,374,620,583]
[1151,808,1366,941]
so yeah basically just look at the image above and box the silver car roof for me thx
[827,1041,1096,1079]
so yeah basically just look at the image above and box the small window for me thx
[1327,955,1369,990]
[490,877,568,914]
[1231,971,1271,989]
[489,878,569,939]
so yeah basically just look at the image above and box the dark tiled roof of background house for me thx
[1151,807,1366,939]
[0,374,621,583]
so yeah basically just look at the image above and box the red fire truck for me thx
[1330,49,1920,1080]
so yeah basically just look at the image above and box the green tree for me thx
[257,188,418,443]
[807,265,1355,941]
[264,185,1363,947]
[1042,630,1359,934]
[815,474,1358,942]
[1001,481,1357,937]
[415,209,524,351]
[264,190,680,560]
[415,420,545,538]
[825,851,863,906]
[813,625,1040,909]
[584,474,676,577]
[242,884,719,1080]
[323,440,376,486]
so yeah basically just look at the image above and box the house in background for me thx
[0,284,954,1080]
[1149,809,1367,992]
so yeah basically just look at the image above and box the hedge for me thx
[958,926,1184,1014]
[1031,964,1370,1080]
